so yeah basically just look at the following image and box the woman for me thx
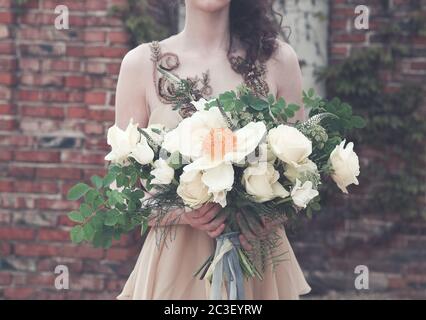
[116,0,311,299]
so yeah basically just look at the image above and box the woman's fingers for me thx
[203,211,227,232]
[193,203,215,218]
[207,223,225,238]
[193,203,221,225]
[236,212,257,240]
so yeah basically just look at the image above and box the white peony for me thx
[164,107,267,205]
[105,119,154,165]
[162,107,228,159]
[150,159,174,185]
[284,159,318,183]
[268,124,312,165]
[329,140,360,193]
[291,179,319,208]
[177,170,212,209]
[242,162,289,203]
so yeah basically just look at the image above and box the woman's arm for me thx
[115,44,150,130]
[271,40,306,123]
[114,45,225,235]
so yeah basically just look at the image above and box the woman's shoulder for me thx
[120,35,179,69]
[120,43,153,73]
[266,39,301,85]
[269,39,299,68]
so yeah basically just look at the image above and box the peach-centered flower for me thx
[202,128,237,161]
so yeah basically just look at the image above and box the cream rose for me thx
[291,179,319,208]
[177,170,211,209]
[242,162,289,203]
[284,159,318,183]
[329,140,360,193]
[105,119,154,165]
[268,125,312,165]
[150,159,174,185]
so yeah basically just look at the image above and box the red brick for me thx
[36,167,82,180]
[0,104,15,114]
[0,242,11,255]
[26,273,55,286]
[21,106,65,119]
[84,122,105,135]
[8,165,35,178]
[0,12,13,24]
[0,42,14,54]
[67,106,87,118]
[61,245,104,259]
[0,150,13,162]
[88,109,115,121]
[105,248,134,261]
[3,287,34,299]
[0,119,17,131]
[0,272,12,285]
[0,180,13,192]
[84,92,106,105]
[36,199,78,211]
[0,227,36,240]
[0,72,14,85]
[38,228,70,241]
[65,76,86,88]
[108,31,129,44]
[15,151,60,163]
[14,243,60,257]
[84,31,106,42]
[61,151,105,165]
[15,180,58,194]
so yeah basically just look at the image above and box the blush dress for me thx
[116,42,311,300]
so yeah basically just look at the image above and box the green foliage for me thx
[109,0,177,47]
[66,162,151,248]
[316,8,426,218]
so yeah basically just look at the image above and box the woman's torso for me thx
[145,34,280,125]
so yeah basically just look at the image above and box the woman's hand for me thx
[237,213,288,251]
[183,203,227,238]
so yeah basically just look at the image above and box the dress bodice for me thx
[147,40,270,128]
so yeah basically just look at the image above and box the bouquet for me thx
[67,69,365,300]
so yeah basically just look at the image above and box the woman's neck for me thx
[180,4,230,55]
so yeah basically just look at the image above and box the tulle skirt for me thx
[117,224,311,300]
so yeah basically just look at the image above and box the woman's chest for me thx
[146,49,278,114]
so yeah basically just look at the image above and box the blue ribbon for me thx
[209,232,245,300]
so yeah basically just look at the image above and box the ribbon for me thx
[205,232,245,300]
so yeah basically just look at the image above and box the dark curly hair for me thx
[228,0,281,64]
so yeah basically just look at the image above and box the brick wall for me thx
[289,0,426,299]
[0,0,425,300]
[0,0,138,299]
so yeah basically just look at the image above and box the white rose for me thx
[150,159,174,185]
[177,170,211,209]
[129,137,154,165]
[291,179,319,208]
[268,125,312,165]
[142,123,167,145]
[329,140,360,193]
[105,119,154,165]
[242,162,289,203]
[284,159,318,183]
